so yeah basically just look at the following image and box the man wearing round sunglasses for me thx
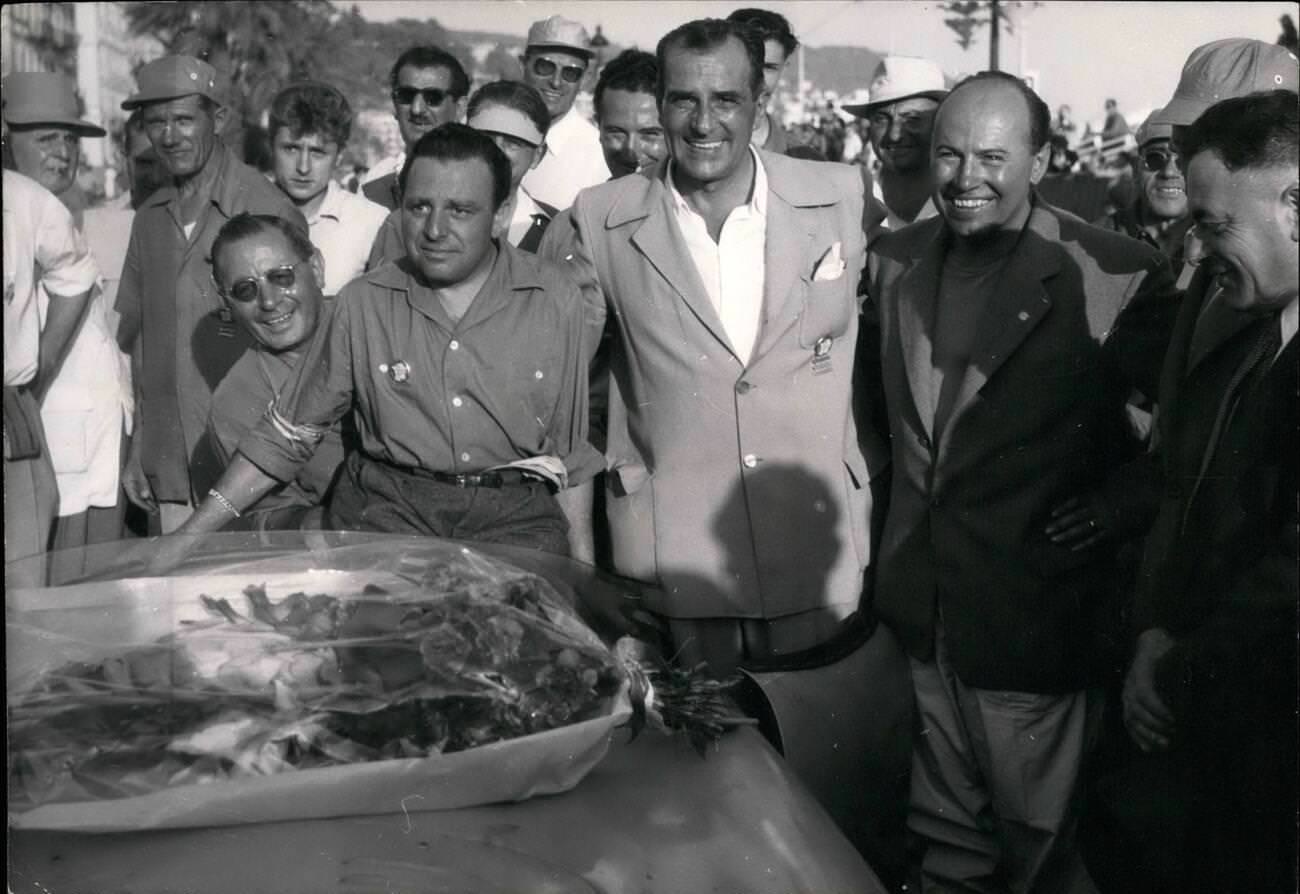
[519,15,608,211]
[201,214,343,531]
[1095,113,1191,270]
[168,125,600,561]
[362,46,469,212]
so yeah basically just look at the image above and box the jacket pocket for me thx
[798,278,855,349]
[606,462,657,582]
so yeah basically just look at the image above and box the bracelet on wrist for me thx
[208,487,242,519]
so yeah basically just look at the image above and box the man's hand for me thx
[121,435,157,512]
[1045,492,1112,551]
[1123,628,1178,752]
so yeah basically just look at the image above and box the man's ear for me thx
[529,142,546,171]
[492,194,513,238]
[1284,181,1298,243]
[211,102,230,136]
[310,248,326,289]
[1029,142,1051,186]
[454,96,468,125]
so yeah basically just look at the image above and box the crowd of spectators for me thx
[3,9,1297,893]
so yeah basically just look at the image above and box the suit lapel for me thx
[1186,283,1256,375]
[894,225,946,439]
[937,209,1059,450]
[751,188,816,362]
[627,181,735,356]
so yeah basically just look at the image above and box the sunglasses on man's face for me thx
[219,262,305,303]
[529,57,585,84]
[392,86,453,107]
[1142,148,1179,173]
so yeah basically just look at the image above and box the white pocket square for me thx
[812,241,846,281]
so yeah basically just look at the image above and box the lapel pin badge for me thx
[379,360,410,383]
[812,336,834,375]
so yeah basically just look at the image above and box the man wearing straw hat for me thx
[844,56,948,234]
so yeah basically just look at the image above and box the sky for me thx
[352,0,1297,127]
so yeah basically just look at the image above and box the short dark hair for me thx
[268,81,352,147]
[655,18,765,102]
[942,70,1052,151]
[594,49,659,121]
[398,123,511,209]
[1179,90,1299,172]
[726,8,798,58]
[467,80,551,137]
[211,213,315,288]
[388,46,470,98]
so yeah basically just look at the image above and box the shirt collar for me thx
[311,180,347,223]
[512,187,542,226]
[667,145,767,220]
[364,238,543,294]
[142,142,240,214]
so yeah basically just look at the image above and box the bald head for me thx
[931,76,1051,244]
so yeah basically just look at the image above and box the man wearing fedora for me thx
[519,15,608,211]
[3,72,133,572]
[114,55,305,535]
[844,56,948,236]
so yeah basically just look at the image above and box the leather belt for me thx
[427,469,536,489]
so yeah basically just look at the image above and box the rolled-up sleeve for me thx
[237,296,355,481]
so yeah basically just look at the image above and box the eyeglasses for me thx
[391,86,453,107]
[217,261,306,303]
[1141,148,1179,173]
[529,57,586,84]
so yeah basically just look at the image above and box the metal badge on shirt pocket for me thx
[378,360,410,384]
[812,335,834,375]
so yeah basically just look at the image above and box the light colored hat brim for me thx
[1147,94,1207,129]
[843,89,948,118]
[524,42,595,60]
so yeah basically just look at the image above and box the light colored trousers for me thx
[908,620,1102,894]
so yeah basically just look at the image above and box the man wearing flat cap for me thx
[519,15,608,210]
[845,56,948,236]
[114,55,306,534]
[3,72,132,571]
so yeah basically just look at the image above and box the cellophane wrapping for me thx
[6,535,632,831]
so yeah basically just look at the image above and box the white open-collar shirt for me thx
[668,147,768,365]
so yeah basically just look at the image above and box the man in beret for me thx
[114,55,306,534]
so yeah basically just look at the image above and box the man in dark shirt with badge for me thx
[167,125,600,559]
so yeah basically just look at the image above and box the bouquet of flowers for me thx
[7,536,737,830]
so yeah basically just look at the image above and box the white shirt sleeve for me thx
[35,191,98,299]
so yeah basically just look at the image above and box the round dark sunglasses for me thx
[529,57,586,84]
[1142,148,1179,173]
[217,261,306,303]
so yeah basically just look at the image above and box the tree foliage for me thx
[1280,14,1298,54]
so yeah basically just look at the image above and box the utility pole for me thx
[989,0,1001,70]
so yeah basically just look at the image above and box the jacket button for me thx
[930,496,941,509]
[742,454,759,469]
[736,381,752,394]
[918,433,931,449]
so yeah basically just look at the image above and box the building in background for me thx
[3,2,161,199]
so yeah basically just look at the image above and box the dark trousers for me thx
[326,452,569,556]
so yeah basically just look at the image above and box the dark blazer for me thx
[1112,271,1298,892]
[867,200,1174,692]
[1135,269,1298,734]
